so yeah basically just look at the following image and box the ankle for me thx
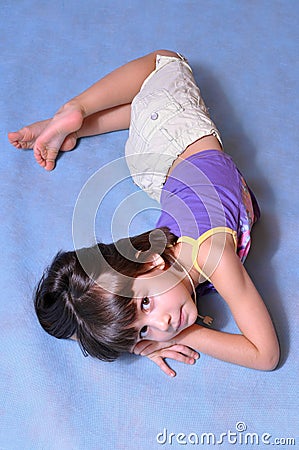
[68,98,87,118]
[56,100,86,118]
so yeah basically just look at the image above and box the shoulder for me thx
[196,231,238,284]
[197,232,257,310]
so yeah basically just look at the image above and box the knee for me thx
[153,49,178,58]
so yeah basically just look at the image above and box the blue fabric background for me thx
[1,1,298,449]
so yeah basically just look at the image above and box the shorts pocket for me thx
[131,88,184,143]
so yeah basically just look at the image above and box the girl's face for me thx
[132,267,198,343]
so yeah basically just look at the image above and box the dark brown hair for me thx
[34,227,177,361]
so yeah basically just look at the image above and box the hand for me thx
[133,340,199,377]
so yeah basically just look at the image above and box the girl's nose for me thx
[152,313,172,331]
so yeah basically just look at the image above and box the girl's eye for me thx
[139,297,150,339]
[141,297,150,311]
[140,325,148,339]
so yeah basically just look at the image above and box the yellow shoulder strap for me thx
[177,227,237,283]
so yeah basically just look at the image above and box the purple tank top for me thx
[155,150,260,294]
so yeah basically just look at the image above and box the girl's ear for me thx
[135,251,165,270]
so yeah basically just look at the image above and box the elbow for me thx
[259,354,280,371]
[257,344,280,371]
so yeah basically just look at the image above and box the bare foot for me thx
[9,103,84,171]
[8,119,77,152]
[34,105,84,170]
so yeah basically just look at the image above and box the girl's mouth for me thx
[177,307,185,331]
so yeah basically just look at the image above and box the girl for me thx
[8,50,279,377]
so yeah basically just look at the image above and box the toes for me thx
[34,142,58,171]
[33,148,46,168]
[8,131,22,146]
[8,128,34,149]
[45,159,56,171]
[43,148,58,171]
[8,131,18,142]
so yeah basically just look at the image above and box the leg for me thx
[9,50,177,170]
[77,103,131,137]
[8,103,131,152]
[71,50,176,116]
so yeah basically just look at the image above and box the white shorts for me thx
[125,53,222,202]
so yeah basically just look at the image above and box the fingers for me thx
[150,355,177,378]
[146,346,200,377]
[158,348,199,365]
[134,342,200,377]
[149,350,199,377]
[134,341,199,359]
[133,341,158,356]
[163,345,200,360]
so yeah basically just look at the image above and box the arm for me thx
[177,236,280,370]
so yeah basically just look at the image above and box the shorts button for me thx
[151,112,159,120]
